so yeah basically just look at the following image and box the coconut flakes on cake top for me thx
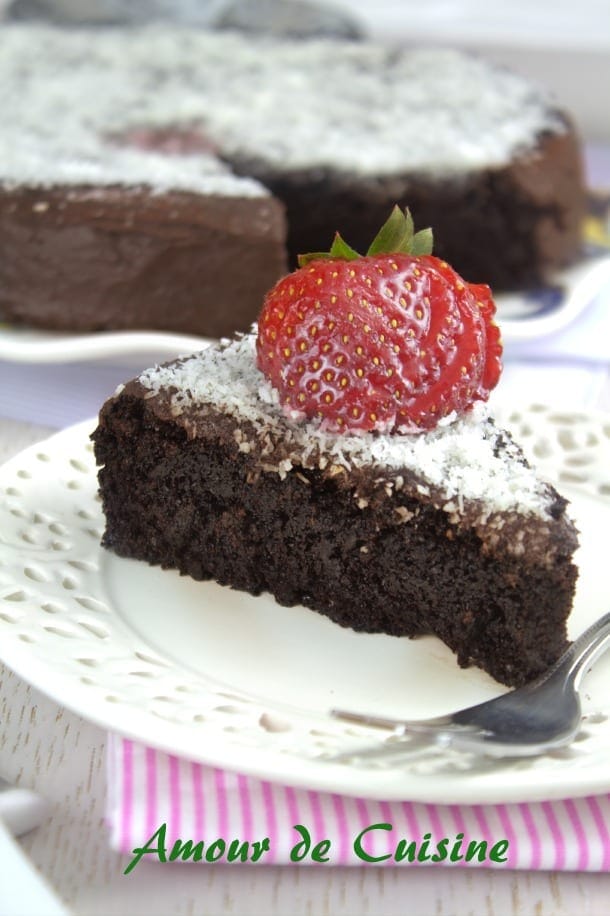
[0,24,567,191]
[138,333,553,519]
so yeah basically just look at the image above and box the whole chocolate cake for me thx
[0,25,585,336]
[93,331,578,687]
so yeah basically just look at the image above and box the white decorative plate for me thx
[497,254,610,340]
[0,326,212,365]
[1,407,610,804]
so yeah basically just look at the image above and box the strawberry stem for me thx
[297,206,433,267]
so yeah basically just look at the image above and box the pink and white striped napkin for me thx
[106,736,610,871]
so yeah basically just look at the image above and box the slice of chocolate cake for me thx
[92,332,578,687]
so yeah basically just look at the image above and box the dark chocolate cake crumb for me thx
[92,335,579,687]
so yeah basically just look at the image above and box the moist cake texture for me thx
[93,333,579,687]
[0,25,585,335]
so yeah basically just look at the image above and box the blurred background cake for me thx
[0,1,591,337]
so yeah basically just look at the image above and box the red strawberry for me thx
[256,207,502,433]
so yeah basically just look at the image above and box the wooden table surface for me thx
[1,416,610,916]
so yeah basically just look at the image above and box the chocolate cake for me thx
[0,25,585,335]
[92,333,579,687]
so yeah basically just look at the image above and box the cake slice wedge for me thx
[92,332,578,687]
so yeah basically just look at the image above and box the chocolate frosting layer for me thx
[0,187,287,335]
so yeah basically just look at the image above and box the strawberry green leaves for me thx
[367,206,433,257]
[297,206,433,267]
[298,232,360,266]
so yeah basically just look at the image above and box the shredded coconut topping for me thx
[138,333,553,518]
[0,25,566,191]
